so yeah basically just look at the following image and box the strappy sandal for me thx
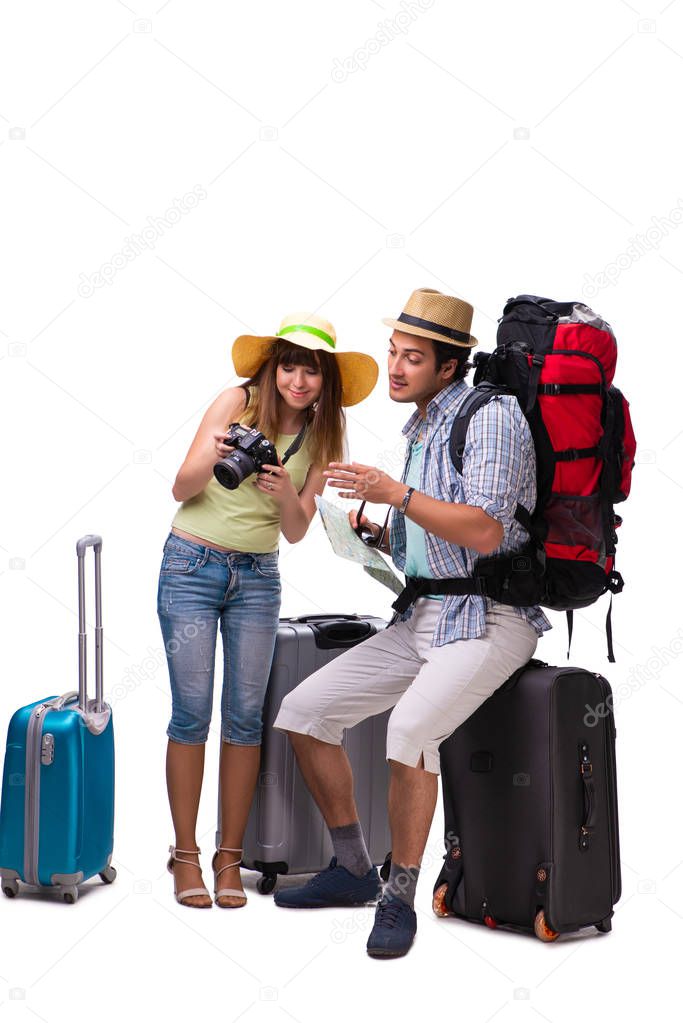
[211,846,247,908]
[167,845,212,908]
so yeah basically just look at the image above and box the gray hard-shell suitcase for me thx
[219,614,392,895]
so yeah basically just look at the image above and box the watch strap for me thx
[399,486,415,515]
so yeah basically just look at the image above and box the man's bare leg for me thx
[384,755,438,906]
[388,756,438,866]
[365,757,433,957]
[280,731,375,883]
[287,731,358,827]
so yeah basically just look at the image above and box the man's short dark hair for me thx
[431,339,473,383]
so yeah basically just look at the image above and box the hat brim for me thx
[382,317,478,348]
[231,335,379,408]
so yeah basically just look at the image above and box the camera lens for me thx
[214,449,256,490]
[213,461,241,489]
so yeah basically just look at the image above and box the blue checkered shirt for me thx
[389,378,552,647]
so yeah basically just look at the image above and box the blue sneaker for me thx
[273,857,381,908]
[366,894,417,958]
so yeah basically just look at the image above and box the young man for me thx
[271,288,552,958]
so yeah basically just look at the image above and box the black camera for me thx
[213,424,279,490]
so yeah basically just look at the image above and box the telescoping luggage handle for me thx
[76,534,103,714]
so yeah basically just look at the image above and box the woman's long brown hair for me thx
[241,339,346,468]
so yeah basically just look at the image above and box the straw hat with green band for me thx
[231,311,379,408]
[382,287,479,348]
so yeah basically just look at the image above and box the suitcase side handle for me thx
[77,535,103,714]
[47,690,80,712]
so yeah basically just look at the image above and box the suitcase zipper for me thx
[547,683,556,924]
[24,703,49,886]
[595,672,620,905]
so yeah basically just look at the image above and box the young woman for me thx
[158,312,378,908]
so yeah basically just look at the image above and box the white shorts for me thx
[272,598,539,775]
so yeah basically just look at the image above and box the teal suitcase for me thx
[0,535,116,903]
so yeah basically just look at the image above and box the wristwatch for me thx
[398,486,415,515]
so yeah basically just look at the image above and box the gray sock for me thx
[385,861,420,908]
[330,821,373,878]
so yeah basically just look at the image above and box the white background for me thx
[0,0,678,1019]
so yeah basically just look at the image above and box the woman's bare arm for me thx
[172,387,248,502]
[278,464,326,544]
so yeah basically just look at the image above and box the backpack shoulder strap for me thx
[449,383,509,475]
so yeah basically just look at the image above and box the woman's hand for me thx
[253,454,297,505]
[325,461,406,507]
[213,432,236,461]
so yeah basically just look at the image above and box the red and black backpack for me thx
[449,294,636,662]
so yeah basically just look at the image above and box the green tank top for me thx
[171,387,314,553]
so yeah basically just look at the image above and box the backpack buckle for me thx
[608,571,624,594]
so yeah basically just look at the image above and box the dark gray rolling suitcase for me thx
[432,658,620,941]
[223,614,392,895]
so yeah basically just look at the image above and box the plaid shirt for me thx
[389,378,552,647]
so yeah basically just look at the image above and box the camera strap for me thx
[280,423,307,466]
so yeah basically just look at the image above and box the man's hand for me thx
[348,507,380,541]
[324,462,406,507]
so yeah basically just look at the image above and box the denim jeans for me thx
[157,531,281,745]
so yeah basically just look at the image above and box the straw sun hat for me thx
[382,287,479,348]
[231,312,379,408]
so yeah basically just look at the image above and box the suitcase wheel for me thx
[595,916,612,933]
[99,866,117,885]
[257,874,277,896]
[62,885,79,904]
[432,882,453,918]
[533,909,559,942]
[2,879,18,898]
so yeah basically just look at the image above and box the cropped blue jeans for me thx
[157,531,281,745]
